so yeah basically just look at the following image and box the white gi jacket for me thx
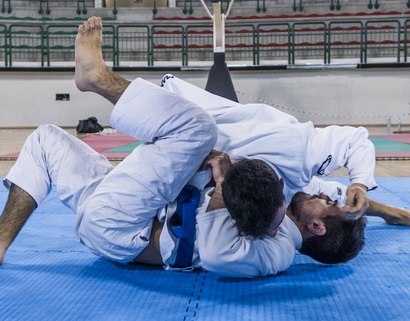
[161,75,377,204]
[118,75,376,278]
[4,75,376,279]
[159,172,302,278]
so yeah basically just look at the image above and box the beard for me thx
[288,192,311,221]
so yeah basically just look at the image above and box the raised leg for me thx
[75,16,129,105]
[73,17,219,264]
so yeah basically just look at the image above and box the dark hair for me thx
[221,159,284,239]
[299,215,367,264]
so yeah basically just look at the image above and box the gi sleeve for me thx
[301,176,348,204]
[196,194,301,278]
[308,126,377,191]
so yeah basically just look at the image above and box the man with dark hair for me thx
[63,17,410,275]
[162,73,375,222]
[288,192,367,264]
[222,159,285,238]
[69,17,376,274]
[1,17,406,278]
[70,18,410,274]
[300,216,366,264]
[0,17,286,275]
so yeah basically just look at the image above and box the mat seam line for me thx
[183,271,207,321]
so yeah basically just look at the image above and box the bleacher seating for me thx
[0,0,410,67]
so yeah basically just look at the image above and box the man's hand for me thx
[201,150,232,185]
[340,183,369,220]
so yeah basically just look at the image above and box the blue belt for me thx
[171,185,201,268]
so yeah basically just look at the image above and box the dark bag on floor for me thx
[76,117,104,133]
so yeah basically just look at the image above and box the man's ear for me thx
[307,220,326,236]
[280,178,284,190]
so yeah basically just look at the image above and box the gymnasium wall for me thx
[1,67,410,128]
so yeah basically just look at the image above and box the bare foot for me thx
[74,16,130,104]
[75,16,107,92]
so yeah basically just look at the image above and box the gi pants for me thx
[4,79,217,263]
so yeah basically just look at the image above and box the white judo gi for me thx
[159,74,377,278]
[160,74,377,204]
[3,75,377,279]
[4,79,220,264]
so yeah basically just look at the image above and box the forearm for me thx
[366,199,390,218]
[206,183,225,212]
[365,198,410,225]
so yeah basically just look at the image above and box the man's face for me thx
[289,192,342,223]
[267,201,286,237]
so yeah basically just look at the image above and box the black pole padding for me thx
[205,52,239,102]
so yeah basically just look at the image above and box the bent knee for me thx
[194,112,218,149]
[31,124,67,145]
[35,124,62,136]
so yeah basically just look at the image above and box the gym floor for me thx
[1,126,410,178]
[1,126,410,321]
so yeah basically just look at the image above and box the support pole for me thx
[199,0,238,102]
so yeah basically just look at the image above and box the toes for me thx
[78,25,85,34]
[89,18,96,29]
[79,17,102,34]
[88,16,100,30]
[95,17,102,29]
[83,20,90,31]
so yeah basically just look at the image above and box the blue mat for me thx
[1,178,410,321]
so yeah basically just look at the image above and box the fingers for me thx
[341,183,369,220]
[201,150,231,185]
[201,150,230,169]
[201,150,218,170]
